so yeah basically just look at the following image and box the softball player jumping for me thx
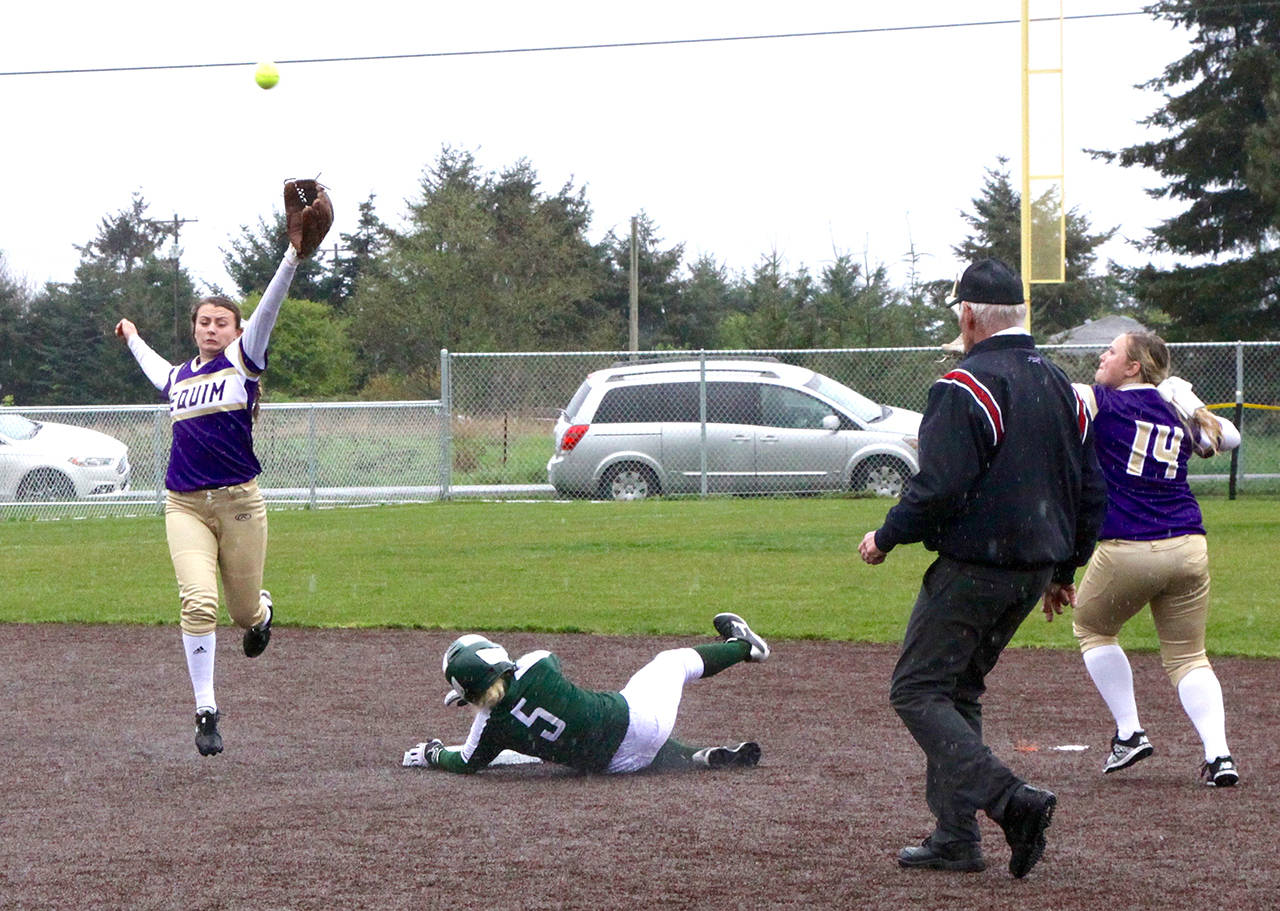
[114,181,331,756]
[1057,331,1241,786]
[402,613,769,775]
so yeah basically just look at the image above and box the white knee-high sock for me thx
[182,631,216,712]
[1083,644,1141,739]
[1178,666,1230,761]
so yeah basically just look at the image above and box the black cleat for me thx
[195,709,223,756]
[691,741,762,769]
[243,590,273,658]
[712,612,770,662]
[1103,729,1153,773]
[1201,755,1239,787]
[1000,785,1056,878]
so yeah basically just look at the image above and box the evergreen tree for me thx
[811,255,928,348]
[0,254,33,403]
[1093,1,1280,339]
[23,195,193,404]
[348,147,610,392]
[599,213,686,349]
[331,194,392,308]
[952,158,1117,336]
[222,211,343,306]
[678,254,742,350]
[717,253,815,349]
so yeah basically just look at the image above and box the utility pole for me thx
[317,241,351,280]
[148,213,197,357]
[315,241,352,304]
[629,216,639,353]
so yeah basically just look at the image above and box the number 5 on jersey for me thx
[510,698,566,741]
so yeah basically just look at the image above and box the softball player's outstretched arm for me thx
[240,247,300,366]
[125,333,175,391]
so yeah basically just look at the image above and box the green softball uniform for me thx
[436,650,629,773]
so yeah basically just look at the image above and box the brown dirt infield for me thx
[1,624,1275,910]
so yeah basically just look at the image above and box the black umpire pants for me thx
[889,556,1052,850]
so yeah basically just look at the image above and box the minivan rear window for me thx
[593,382,700,423]
[564,381,593,420]
[593,381,767,425]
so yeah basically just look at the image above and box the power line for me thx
[1,11,1151,79]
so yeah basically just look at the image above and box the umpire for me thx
[859,258,1106,878]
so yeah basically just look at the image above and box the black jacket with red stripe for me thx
[875,333,1106,583]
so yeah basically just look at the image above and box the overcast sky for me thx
[2,2,1193,299]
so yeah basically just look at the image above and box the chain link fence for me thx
[0,402,446,520]
[444,342,1279,500]
[3,342,1275,520]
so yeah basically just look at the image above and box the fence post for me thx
[307,404,318,509]
[1229,341,1243,500]
[153,408,166,514]
[441,348,453,501]
[699,350,708,498]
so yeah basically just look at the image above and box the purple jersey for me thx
[1089,384,1204,540]
[162,343,265,491]
[125,250,297,492]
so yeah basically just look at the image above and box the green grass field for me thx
[3,496,1276,657]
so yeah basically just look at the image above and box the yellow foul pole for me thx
[1021,1,1032,327]
[1022,0,1066,331]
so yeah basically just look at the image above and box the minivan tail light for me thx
[561,424,589,453]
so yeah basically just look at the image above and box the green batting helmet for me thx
[442,634,516,703]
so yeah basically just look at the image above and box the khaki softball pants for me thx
[165,480,269,636]
[1073,535,1213,686]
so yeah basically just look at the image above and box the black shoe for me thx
[897,838,986,873]
[1103,729,1153,773]
[195,709,222,756]
[712,613,770,662]
[1000,785,1056,878]
[691,741,762,769]
[1201,755,1239,788]
[243,590,273,658]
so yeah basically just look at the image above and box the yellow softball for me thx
[255,62,279,90]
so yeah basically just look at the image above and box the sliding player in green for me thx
[403,613,769,774]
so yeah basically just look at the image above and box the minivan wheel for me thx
[16,468,77,501]
[851,456,910,498]
[599,463,659,501]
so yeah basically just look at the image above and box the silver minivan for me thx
[547,359,921,500]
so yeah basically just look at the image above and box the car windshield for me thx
[0,414,40,440]
[804,375,886,423]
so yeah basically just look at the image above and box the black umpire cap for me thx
[947,258,1024,307]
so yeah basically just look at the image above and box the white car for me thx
[0,413,131,501]
[547,359,922,500]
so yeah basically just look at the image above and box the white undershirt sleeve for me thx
[1205,413,1241,453]
[240,247,299,367]
[126,334,176,391]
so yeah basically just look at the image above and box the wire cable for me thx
[1,10,1150,78]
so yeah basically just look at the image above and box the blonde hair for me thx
[1123,331,1224,455]
[1191,409,1225,456]
[473,677,507,710]
[1120,331,1171,386]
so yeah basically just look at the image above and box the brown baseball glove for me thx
[284,178,333,258]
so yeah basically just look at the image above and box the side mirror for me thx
[821,414,840,432]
